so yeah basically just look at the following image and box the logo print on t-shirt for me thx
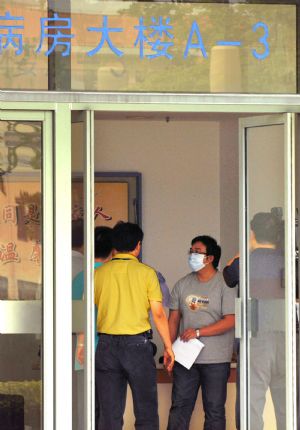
[185,295,209,311]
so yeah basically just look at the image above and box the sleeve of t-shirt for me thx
[223,257,240,288]
[221,282,238,316]
[147,269,163,302]
[169,281,181,310]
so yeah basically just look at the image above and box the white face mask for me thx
[188,253,206,272]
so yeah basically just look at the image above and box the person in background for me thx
[71,219,85,430]
[94,222,174,430]
[223,212,285,430]
[74,226,113,365]
[168,235,237,430]
[157,271,171,308]
[72,226,113,430]
[72,219,84,280]
[149,271,171,358]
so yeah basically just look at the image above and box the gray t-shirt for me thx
[170,271,237,364]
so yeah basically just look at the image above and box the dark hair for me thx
[95,226,113,259]
[250,212,281,245]
[191,235,221,269]
[72,219,84,249]
[112,222,143,252]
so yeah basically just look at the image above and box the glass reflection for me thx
[0,0,297,93]
[0,120,42,429]
[247,124,286,430]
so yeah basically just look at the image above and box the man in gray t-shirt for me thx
[167,235,237,430]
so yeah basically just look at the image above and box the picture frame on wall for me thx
[72,172,142,228]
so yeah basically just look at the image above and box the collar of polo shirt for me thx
[113,253,138,260]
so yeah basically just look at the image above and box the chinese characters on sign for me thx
[24,203,40,225]
[94,206,113,222]
[0,203,41,265]
[0,12,270,60]
[0,12,24,56]
[3,205,17,224]
[72,204,112,222]
[2,204,41,225]
[30,242,41,265]
[0,241,42,265]
[0,242,20,264]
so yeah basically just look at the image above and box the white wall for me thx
[219,118,239,266]
[93,119,221,287]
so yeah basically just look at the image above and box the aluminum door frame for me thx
[83,110,95,430]
[1,96,300,430]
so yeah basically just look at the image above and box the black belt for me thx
[98,329,153,339]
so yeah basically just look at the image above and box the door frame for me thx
[239,114,296,430]
[1,94,299,429]
[0,110,54,430]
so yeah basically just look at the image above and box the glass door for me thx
[238,114,296,430]
[0,111,53,430]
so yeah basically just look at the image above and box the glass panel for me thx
[71,112,86,430]
[246,123,286,429]
[71,2,296,93]
[0,1,297,93]
[0,1,48,90]
[0,120,42,429]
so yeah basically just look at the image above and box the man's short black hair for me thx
[250,212,281,245]
[72,219,84,249]
[112,222,143,252]
[95,226,113,259]
[191,235,221,269]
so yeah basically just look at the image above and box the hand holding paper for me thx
[172,337,205,370]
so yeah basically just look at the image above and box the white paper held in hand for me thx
[172,337,205,370]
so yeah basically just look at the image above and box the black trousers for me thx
[95,333,159,430]
[167,361,230,430]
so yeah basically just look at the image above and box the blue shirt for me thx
[72,262,102,348]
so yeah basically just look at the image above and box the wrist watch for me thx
[195,329,200,338]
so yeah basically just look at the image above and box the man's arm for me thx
[168,309,181,343]
[180,314,235,341]
[150,301,175,372]
[223,256,240,288]
[76,333,85,365]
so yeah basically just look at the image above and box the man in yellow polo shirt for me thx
[94,222,174,430]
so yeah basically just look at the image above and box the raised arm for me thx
[223,256,240,288]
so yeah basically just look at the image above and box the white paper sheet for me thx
[172,337,205,370]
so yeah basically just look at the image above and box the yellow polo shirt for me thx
[94,253,162,334]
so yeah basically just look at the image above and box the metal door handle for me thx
[235,298,242,339]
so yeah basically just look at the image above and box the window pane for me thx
[0,120,43,430]
[0,1,297,93]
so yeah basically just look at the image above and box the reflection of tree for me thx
[114,2,296,93]
[1,44,36,78]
